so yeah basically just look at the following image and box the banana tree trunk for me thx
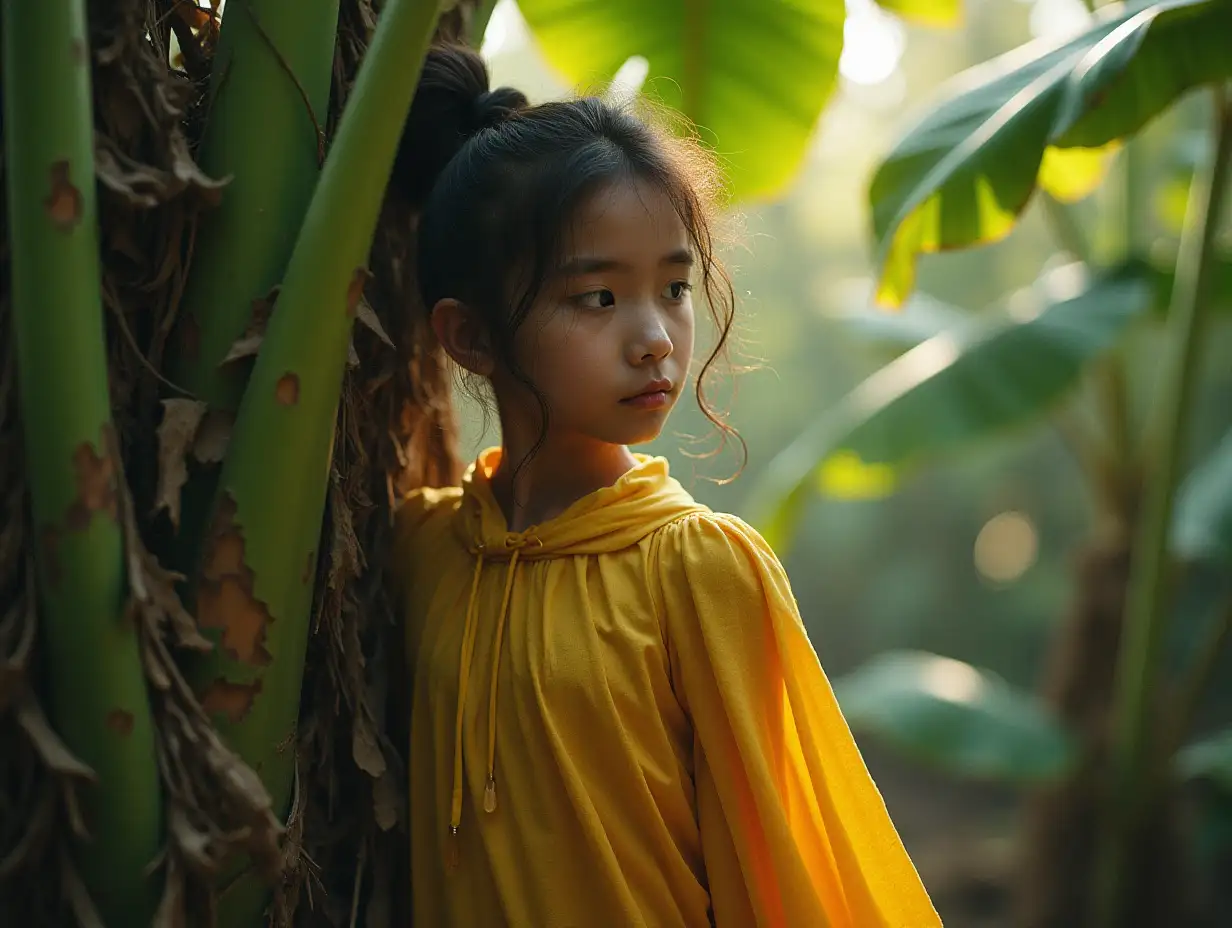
[188,0,443,921]
[2,0,161,923]
[1015,518,1190,928]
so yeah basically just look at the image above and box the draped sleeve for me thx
[656,512,940,928]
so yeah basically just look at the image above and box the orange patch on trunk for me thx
[45,161,82,231]
[275,372,299,406]
[200,678,263,724]
[196,496,274,666]
[106,709,134,737]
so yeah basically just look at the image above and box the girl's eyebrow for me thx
[556,249,694,277]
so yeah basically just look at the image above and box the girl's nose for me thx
[628,309,673,364]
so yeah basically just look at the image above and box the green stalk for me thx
[191,0,441,918]
[165,0,340,575]
[2,2,161,923]
[1093,85,1232,928]
[470,0,501,45]
[169,0,340,412]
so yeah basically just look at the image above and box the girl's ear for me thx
[430,298,496,377]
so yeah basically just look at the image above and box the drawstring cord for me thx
[447,533,540,870]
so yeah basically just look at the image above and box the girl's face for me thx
[495,178,696,451]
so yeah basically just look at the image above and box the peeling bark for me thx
[200,678,264,724]
[198,497,275,667]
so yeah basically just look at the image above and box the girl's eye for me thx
[663,281,693,301]
[574,289,616,309]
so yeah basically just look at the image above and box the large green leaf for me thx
[1176,727,1232,790]
[1171,427,1232,564]
[834,651,1077,783]
[747,264,1151,551]
[515,0,844,200]
[870,0,1232,305]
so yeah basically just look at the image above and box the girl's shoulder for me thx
[655,508,777,557]
[650,508,787,591]
[393,484,463,551]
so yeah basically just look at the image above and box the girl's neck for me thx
[488,431,637,532]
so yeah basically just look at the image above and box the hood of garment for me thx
[451,447,709,558]
[439,446,709,865]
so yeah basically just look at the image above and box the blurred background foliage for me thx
[468,0,1232,923]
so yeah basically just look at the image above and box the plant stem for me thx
[470,0,502,46]
[164,0,340,579]
[2,2,161,922]
[191,0,441,919]
[169,0,341,415]
[1093,85,1232,928]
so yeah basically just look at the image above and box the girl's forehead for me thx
[565,179,690,253]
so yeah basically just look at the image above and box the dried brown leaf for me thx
[60,849,106,928]
[221,287,278,365]
[191,409,232,464]
[155,398,207,529]
[351,714,385,778]
[14,696,97,782]
[372,769,399,832]
[0,789,55,879]
[221,331,263,364]
[354,298,394,348]
[151,851,187,928]
[61,774,92,841]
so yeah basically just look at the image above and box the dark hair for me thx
[393,44,742,472]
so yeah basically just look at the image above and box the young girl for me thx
[389,44,940,928]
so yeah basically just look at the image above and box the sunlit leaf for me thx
[515,0,845,201]
[1171,427,1232,564]
[1037,143,1118,202]
[1176,727,1232,791]
[747,265,1151,551]
[833,651,1077,783]
[817,451,898,499]
[869,0,1232,305]
[874,0,962,27]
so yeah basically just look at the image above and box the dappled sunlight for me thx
[974,511,1039,585]
[1028,0,1094,40]
[481,0,524,58]
[840,0,906,87]
[919,655,987,705]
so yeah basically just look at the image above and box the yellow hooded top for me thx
[392,448,940,927]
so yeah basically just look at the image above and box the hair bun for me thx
[470,86,528,132]
[392,44,526,209]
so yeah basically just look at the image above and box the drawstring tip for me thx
[483,776,498,813]
[446,826,460,870]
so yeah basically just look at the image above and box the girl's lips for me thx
[621,390,671,410]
